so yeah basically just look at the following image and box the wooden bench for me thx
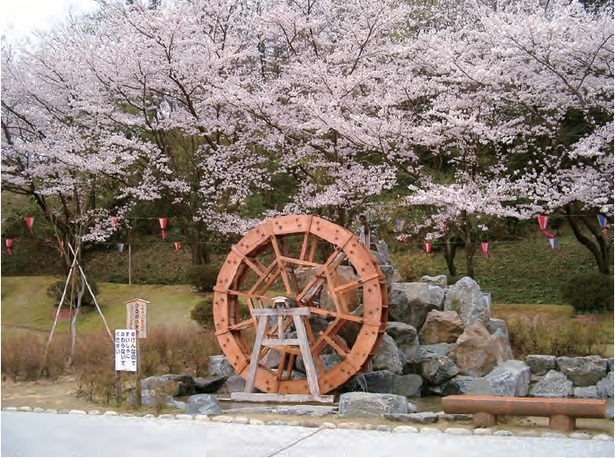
[442,395,607,432]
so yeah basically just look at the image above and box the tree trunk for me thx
[465,231,476,279]
[565,206,612,275]
[444,237,458,277]
[190,229,210,265]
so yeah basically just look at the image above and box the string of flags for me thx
[4,216,184,255]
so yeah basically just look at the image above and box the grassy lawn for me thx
[1,276,203,337]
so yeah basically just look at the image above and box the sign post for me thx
[124,298,149,407]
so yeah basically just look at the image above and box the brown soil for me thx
[2,377,613,437]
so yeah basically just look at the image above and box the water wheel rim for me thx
[213,215,388,394]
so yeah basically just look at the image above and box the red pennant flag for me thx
[58,240,64,250]
[481,242,489,259]
[425,242,432,253]
[174,242,181,251]
[112,217,118,226]
[25,216,34,235]
[537,215,555,238]
[6,239,13,255]
[159,218,167,240]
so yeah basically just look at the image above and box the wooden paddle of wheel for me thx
[213,215,388,401]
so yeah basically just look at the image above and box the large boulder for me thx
[388,283,445,330]
[419,355,459,386]
[449,322,498,378]
[556,356,608,387]
[419,310,464,344]
[443,277,490,326]
[371,333,404,374]
[530,370,574,398]
[466,360,530,397]
[185,394,222,415]
[338,392,409,418]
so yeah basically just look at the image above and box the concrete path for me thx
[2,411,614,457]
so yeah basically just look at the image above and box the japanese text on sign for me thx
[126,301,147,338]
[114,329,137,372]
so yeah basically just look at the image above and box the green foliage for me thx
[561,272,614,314]
[185,264,220,292]
[190,296,214,330]
[46,279,100,311]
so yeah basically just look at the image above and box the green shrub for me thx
[190,297,214,329]
[46,279,100,311]
[561,272,614,314]
[185,264,220,292]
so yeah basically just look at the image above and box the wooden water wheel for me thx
[213,215,388,395]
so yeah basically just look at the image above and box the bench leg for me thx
[473,412,497,428]
[549,415,575,432]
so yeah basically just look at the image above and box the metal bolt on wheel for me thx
[213,215,388,395]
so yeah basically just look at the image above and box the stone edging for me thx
[2,406,612,441]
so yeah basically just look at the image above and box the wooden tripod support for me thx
[231,307,335,403]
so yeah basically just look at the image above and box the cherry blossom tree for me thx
[402,0,613,276]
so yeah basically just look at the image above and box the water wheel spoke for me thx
[308,307,364,324]
[296,249,347,304]
[226,318,255,333]
[270,235,295,295]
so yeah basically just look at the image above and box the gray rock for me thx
[530,370,573,398]
[217,375,246,395]
[443,277,490,326]
[526,355,557,376]
[556,356,608,387]
[597,372,614,398]
[421,343,455,357]
[372,333,404,374]
[607,358,614,373]
[338,392,409,418]
[354,370,398,393]
[379,265,397,293]
[419,355,459,386]
[441,375,476,395]
[296,354,344,374]
[388,282,445,330]
[386,322,418,345]
[574,386,599,399]
[392,374,423,397]
[485,318,509,339]
[420,275,448,288]
[466,360,530,397]
[208,355,236,377]
[185,394,222,415]
[140,375,195,407]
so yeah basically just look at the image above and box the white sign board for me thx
[115,329,137,372]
